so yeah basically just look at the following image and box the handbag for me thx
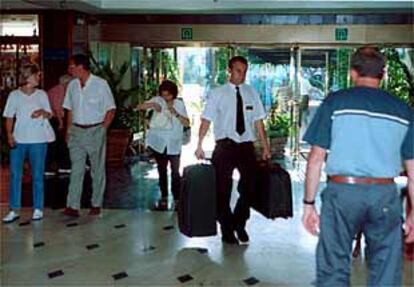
[43,119,56,142]
[182,126,191,145]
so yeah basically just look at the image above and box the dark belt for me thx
[73,122,103,129]
[328,175,394,185]
[216,138,253,146]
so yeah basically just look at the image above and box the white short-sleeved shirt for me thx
[63,74,116,125]
[202,82,266,143]
[145,96,188,155]
[3,89,53,143]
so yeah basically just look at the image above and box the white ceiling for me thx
[1,0,413,14]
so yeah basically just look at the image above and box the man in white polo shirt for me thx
[62,54,116,217]
[196,56,271,244]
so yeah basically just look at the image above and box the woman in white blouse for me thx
[2,64,55,223]
[137,80,190,211]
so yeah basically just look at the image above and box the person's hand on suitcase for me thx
[302,205,320,236]
[195,146,205,160]
[261,146,271,161]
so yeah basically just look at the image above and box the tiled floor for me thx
[1,157,413,286]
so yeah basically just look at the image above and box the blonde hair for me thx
[18,64,40,87]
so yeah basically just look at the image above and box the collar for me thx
[77,73,94,89]
[228,82,245,90]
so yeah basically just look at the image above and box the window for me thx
[0,14,39,37]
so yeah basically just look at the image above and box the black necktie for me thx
[236,86,245,135]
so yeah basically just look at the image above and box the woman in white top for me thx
[2,64,55,223]
[137,80,189,211]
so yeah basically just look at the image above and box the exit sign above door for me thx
[181,27,193,40]
[335,27,348,41]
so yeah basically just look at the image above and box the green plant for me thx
[382,48,414,107]
[266,111,291,138]
[160,50,180,84]
[89,53,144,131]
[214,47,232,85]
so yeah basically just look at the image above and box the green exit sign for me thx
[335,28,348,41]
[181,27,193,40]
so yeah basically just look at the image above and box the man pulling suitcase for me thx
[195,56,271,245]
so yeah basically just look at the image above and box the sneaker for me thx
[221,231,239,245]
[32,209,43,221]
[235,227,249,245]
[57,168,71,174]
[44,171,57,176]
[62,207,80,217]
[89,207,101,216]
[2,211,19,223]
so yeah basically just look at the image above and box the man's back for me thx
[306,86,412,177]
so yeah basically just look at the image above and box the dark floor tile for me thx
[33,242,45,248]
[243,277,260,286]
[48,270,64,279]
[19,221,30,226]
[112,271,128,280]
[196,248,208,254]
[142,245,156,252]
[177,274,193,283]
[163,225,174,230]
[86,243,100,250]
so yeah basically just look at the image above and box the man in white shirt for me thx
[62,54,116,217]
[196,56,271,244]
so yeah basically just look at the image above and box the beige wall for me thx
[89,24,414,46]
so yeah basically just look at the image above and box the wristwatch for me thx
[303,199,315,205]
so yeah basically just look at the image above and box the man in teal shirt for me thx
[302,47,414,286]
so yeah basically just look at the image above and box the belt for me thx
[216,138,253,146]
[73,122,103,129]
[328,175,394,185]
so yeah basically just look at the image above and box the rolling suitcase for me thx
[178,163,217,237]
[250,161,293,219]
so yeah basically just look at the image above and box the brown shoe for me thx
[62,207,80,217]
[89,207,101,216]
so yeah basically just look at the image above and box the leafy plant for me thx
[160,51,180,84]
[89,53,144,131]
[266,111,291,138]
[214,47,232,85]
[382,48,414,107]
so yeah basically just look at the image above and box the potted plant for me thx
[266,111,291,159]
[89,55,138,166]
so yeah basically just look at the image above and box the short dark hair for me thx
[228,56,248,69]
[159,80,178,99]
[351,47,385,79]
[70,54,90,71]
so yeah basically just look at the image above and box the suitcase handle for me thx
[198,158,212,164]
[257,160,282,171]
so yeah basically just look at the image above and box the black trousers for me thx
[152,149,181,201]
[212,139,256,233]
[46,117,71,170]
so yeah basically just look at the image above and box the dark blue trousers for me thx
[317,182,402,287]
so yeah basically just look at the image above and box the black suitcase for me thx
[249,162,293,219]
[178,163,217,237]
